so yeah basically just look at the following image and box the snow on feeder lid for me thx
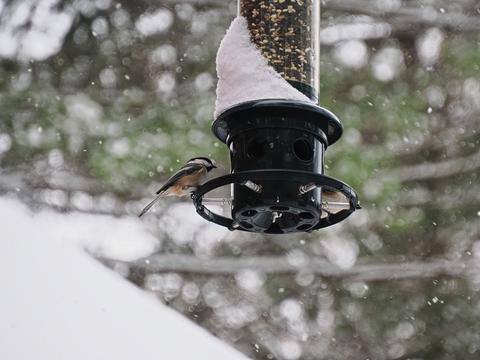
[192,0,360,234]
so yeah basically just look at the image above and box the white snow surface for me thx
[0,196,158,261]
[214,16,313,118]
[0,197,248,360]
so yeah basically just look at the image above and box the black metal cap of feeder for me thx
[191,0,360,234]
[213,100,343,147]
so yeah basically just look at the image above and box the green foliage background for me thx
[1,1,480,359]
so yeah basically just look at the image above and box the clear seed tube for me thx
[239,0,320,101]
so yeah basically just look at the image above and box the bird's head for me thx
[188,157,217,172]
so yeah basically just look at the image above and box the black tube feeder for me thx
[191,0,360,234]
[192,100,359,234]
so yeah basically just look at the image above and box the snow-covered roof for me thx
[0,197,248,360]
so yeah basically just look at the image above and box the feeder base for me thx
[191,170,360,234]
[233,200,320,234]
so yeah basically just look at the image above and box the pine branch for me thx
[160,0,480,33]
[383,148,480,183]
[102,254,479,281]
[323,0,480,32]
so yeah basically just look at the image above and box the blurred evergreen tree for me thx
[1,0,480,359]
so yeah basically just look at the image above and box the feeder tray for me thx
[192,169,360,234]
[191,99,360,234]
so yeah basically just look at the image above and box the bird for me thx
[138,157,216,217]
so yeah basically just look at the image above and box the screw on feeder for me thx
[272,211,283,223]
[299,182,317,195]
[240,180,262,193]
[190,0,360,234]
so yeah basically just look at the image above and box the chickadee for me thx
[138,157,216,217]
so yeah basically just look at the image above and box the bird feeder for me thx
[192,0,360,234]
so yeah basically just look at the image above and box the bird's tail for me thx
[138,192,164,218]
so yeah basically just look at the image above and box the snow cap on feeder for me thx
[192,0,360,234]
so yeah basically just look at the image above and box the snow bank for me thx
[0,197,158,261]
[0,197,248,360]
[215,16,312,118]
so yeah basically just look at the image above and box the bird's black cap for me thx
[188,157,216,168]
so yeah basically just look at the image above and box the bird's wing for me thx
[155,163,204,194]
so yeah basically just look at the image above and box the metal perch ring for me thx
[191,169,360,234]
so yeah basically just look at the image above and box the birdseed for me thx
[239,0,319,100]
